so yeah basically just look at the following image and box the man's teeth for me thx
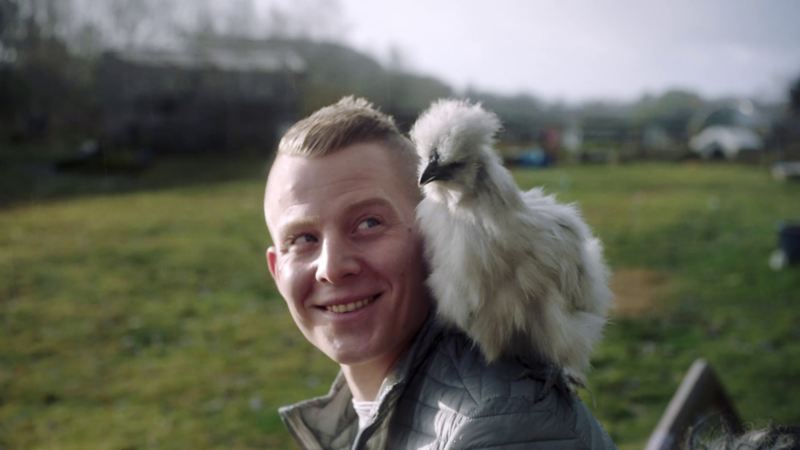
[326,297,375,313]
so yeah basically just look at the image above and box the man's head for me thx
[276,97,416,164]
[264,97,430,374]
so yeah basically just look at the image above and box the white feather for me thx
[411,99,613,383]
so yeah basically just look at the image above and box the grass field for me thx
[2,156,799,449]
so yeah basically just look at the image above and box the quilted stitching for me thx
[280,318,616,449]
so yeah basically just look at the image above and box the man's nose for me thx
[315,236,361,284]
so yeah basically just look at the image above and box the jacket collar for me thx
[279,313,444,449]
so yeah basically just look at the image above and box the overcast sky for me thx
[336,0,800,103]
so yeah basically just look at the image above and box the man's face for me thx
[265,143,430,369]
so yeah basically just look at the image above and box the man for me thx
[264,97,616,449]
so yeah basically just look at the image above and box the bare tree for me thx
[4,0,350,56]
[246,0,348,41]
[19,0,72,37]
[0,0,21,61]
[104,0,183,50]
[791,75,800,115]
[223,0,260,38]
[70,21,104,56]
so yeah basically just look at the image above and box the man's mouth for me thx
[324,294,380,314]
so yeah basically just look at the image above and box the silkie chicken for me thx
[411,99,612,385]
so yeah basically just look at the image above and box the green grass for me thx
[517,164,800,449]
[2,158,799,449]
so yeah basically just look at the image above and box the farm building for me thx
[96,38,305,153]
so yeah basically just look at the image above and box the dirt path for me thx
[610,268,673,317]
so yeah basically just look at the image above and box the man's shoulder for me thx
[392,325,616,449]
[419,327,558,412]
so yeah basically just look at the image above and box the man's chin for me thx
[323,338,396,368]
[325,345,378,366]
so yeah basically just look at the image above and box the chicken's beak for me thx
[419,160,441,185]
[419,160,462,185]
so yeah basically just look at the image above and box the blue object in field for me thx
[516,149,552,167]
[779,223,800,265]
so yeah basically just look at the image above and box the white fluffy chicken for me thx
[411,99,612,384]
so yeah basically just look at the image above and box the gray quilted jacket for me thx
[279,316,617,449]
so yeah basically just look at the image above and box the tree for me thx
[790,75,800,115]
[632,89,705,138]
[0,0,21,62]
[223,0,260,38]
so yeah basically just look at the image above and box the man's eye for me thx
[296,234,317,244]
[286,233,317,248]
[357,217,382,231]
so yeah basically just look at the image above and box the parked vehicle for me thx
[688,101,767,160]
[689,125,763,160]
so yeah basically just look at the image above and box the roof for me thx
[110,39,306,74]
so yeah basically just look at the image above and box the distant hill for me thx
[260,38,452,126]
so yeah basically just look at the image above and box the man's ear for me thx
[266,246,278,281]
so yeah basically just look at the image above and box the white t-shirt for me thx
[352,399,378,429]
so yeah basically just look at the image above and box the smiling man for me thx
[264,97,616,449]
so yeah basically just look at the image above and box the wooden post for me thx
[645,359,743,450]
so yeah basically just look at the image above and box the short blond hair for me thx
[271,96,420,198]
[281,97,412,155]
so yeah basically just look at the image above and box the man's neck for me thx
[341,353,399,402]
[341,308,433,401]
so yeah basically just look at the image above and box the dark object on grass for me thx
[781,223,800,264]
[772,162,800,182]
[43,392,60,406]
[770,223,800,270]
[55,139,102,170]
[646,359,742,450]
[56,140,154,174]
